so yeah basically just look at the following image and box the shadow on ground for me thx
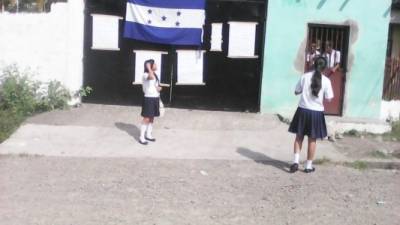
[115,122,140,142]
[237,147,290,173]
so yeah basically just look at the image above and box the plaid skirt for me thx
[288,107,327,139]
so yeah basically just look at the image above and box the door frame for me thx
[306,23,350,116]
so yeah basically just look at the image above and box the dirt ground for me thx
[0,156,399,225]
[333,136,400,162]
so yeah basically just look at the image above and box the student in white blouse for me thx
[139,59,162,145]
[323,41,341,76]
[288,56,334,173]
[306,43,321,71]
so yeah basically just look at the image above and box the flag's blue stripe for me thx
[127,0,205,10]
[124,21,202,46]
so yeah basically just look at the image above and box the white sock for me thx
[146,123,153,139]
[293,153,300,164]
[306,160,313,169]
[140,124,147,142]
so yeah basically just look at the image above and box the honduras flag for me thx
[124,0,205,46]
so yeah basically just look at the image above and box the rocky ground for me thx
[0,156,399,225]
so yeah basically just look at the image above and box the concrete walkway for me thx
[0,104,348,162]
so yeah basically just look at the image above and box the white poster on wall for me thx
[176,50,205,85]
[228,21,258,58]
[91,14,122,51]
[133,50,167,85]
[210,23,223,51]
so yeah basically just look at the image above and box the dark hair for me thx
[144,59,155,73]
[311,56,327,97]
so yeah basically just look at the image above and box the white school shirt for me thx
[295,71,334,112]
[306,51,321,63]
[142,72,160,98]
[323,50,341,68]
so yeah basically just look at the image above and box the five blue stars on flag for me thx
[146,8,182,27]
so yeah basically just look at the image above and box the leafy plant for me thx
[0,108,24,142]
[36,80,71,111]
[0,64,73,143]
[0,64,40,116]
[75,86,93,98]
[381,120,400,141]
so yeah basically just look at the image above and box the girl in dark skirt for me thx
[289,56,334,173]
[139,59,162,145]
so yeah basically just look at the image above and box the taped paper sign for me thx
[91,14,122,50]
[228,21,258,58]
[176,50,205,85]
[210,23,223,51]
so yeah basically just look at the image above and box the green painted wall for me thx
[261,0,392,119]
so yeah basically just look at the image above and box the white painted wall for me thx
[0,1,84,101]
[381,100,400,121]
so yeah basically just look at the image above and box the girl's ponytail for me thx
[311,57,327,98]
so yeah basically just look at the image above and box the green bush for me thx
[391,120,400,139]
[36,80,71,112]
[0,109,24,142]
[381,120,400,141]
[0,65,72,113]
[0,64,40,116]
[76,86,93,98]
[0,64,75,143]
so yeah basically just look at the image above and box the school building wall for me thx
[0,1,84,100]
[260,0,392,119]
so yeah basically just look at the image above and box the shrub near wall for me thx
[0,64,71,143]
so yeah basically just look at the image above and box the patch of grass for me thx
[343,129,361,137]
[18,153,30,158]
[346,160,368,170]
[0,109,26,143]
[277,114,291,125]
[314,157,332,165]
[383,120,400,141]
[0,64,84,144]
[370,150,391,159]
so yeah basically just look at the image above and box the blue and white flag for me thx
[124,0,205,46]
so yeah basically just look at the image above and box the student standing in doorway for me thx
[306,43,321,71]
[323,41,341,76]
[139,59,162,145]
[288,56,334,173]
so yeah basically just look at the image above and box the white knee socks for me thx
[140,124,147,142]
[293,153,300,164]
[306,160,313,169]
[146,123,153,139]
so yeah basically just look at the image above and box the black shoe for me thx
[304,167,316,173]
[290,163,299,173]
[139,140,148,145]
[145,137,156,142]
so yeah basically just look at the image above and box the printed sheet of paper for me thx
[210,23,223,51]
[228,21,258,58]
[133,50,167,84]
[91,14,122,50]
[176,50,205,85]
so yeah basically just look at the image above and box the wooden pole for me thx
[169,47,174,104]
